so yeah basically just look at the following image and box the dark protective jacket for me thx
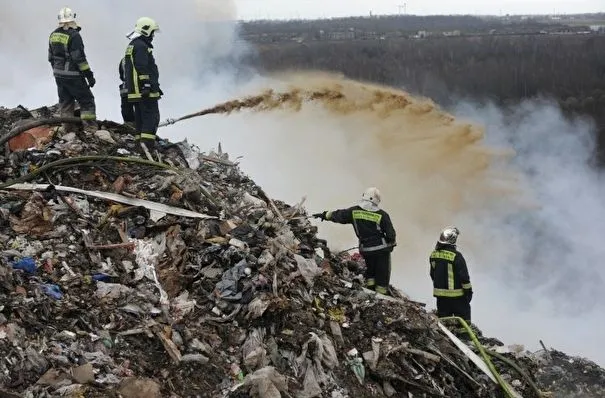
[118,58,128,97]
[326,206,396,253]
[429,243,472,298]
[48,26,92,78]
[123,36,161,101]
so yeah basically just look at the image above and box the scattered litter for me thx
[0,104,603,398]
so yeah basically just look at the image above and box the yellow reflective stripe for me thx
[148,48,153,53]
[50,32,70,45]
[352,210,382,223]
[375,286,388,294]
[139,133,156,140]
[149,92,160,98]
[325,211,333,220]
[433,288,464,297]
[447,263,454,290]
[78,62,90,71]
[365,278,375,287]
[125,45,139,97]
[462,283,472,289]
[430,250,456,261]
[138,74,150,80]
[80,112,96,120]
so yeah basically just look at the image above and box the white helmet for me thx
[57,7,76,24]
[438,226,460,245]
[361,187,381,206]
[134,17,160,37]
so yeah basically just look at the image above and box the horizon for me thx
[236,11,605,23]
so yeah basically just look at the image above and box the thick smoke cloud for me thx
[0,1,602,366]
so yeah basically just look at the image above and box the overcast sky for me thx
[235,0,603,20]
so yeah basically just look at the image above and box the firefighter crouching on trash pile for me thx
[312,187,397,295]
[429,226,473,322]
[123,17,163,149]
[48,7,97,134]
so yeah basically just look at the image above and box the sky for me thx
[234,0,603,20]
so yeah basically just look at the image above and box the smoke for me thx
[1,1,603,366]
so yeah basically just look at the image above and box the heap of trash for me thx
[1,103,605,398]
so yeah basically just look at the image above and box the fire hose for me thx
[158,108,220,128]
[439,316,544,398]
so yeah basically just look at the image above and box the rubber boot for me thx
[82,120,98,134]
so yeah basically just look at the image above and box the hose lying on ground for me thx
[485,348,545,398]
[0,155,174,190]
[439,316,518,398]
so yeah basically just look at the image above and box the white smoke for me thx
[1,1,603,367]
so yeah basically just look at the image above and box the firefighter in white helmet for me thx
[313,187,397,295]
[48,7,97,133]
[429,226,473,322]
[122,17,163,149]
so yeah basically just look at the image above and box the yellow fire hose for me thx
[439,316,518,398]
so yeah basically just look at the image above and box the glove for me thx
[312,212,327,221]
[141,83,151,98]
[84,71,95,88]
[464,289,473,303]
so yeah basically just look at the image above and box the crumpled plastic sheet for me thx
[214,259,248,301]
[242,327,267,371]
[133,233,169,306]
[294,254,321,286]
[295,332,339,398]
[95,282,133,300]
[176,141,201,169]
[242,366,289,398]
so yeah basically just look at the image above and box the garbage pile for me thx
[1,104,605,398]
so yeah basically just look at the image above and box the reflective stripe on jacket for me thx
[325,205,396,253]
[123,36,161,101]
[48,27,91,77]
[429,245,472,298]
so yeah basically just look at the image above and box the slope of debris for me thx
[1,104,604,398]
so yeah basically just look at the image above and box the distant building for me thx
[589,25,605,33]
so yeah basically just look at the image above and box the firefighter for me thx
[48,7,97,134]
[123,17,163,149]
[429,226,473,322]
[312,187,397,295]
[118,57,135,128]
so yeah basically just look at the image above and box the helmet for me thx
[438,226,460,245]
[134,17,160,37]
[361,187,381,206]
[57,7,76,24]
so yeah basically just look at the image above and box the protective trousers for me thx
[55,76,96,132]
[121,96,135,126]
[436,297,471,323]
[362,251,391,295]
[133,99,160,143]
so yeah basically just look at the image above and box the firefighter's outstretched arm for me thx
[312,207,354,224]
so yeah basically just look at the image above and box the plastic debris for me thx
[0,104,603,398]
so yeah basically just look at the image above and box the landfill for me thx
[1,102,605,398]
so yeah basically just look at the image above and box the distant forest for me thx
[240,16,605,160]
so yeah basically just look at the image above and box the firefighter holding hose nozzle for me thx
[312,187,397,295]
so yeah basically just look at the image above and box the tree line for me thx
[243,35,605,160]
